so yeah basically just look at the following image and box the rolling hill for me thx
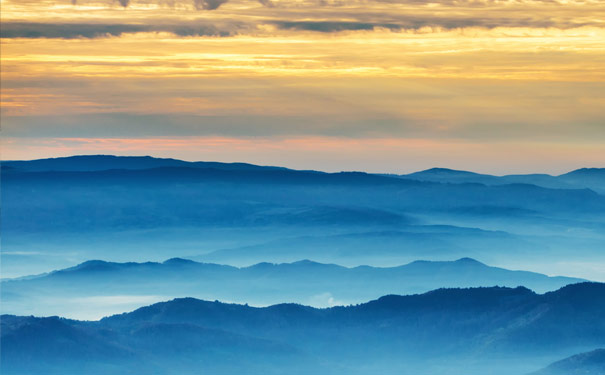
[1,257,585,319]
[2,283,604,375]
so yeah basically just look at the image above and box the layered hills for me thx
[1,257,584,318]
[2,283,604,375]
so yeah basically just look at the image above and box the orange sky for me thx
[1,0,604,172]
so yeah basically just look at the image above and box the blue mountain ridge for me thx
[0,257,588,325]
[2,283,604,375]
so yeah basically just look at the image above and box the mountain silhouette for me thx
[2,154,288,172]
[401,167,605,193]
[5,155,603,192]
[1,257,586,319]
[2,283,604,375]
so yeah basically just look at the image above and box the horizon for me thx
[3,0,605,176]
[4,153,604,176]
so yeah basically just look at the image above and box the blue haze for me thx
[1,155,605,374]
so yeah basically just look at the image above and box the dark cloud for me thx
[271,15,590,32]
[0,22,234,39]
[1,14,593,40]
[0,23,144,38]
[69,0,229,9]
[273,21,401,32]
[192,0,228,10]
[332,0,561,6]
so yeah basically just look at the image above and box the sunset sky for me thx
[2,0,604,173]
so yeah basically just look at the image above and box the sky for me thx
[1,0,604,174]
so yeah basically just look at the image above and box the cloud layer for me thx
[1,0,603,39]
[1,0,603,170]
[1,22,234,39]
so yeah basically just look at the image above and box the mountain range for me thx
[4,155,604,194]
[398,167,605,194]
[1,257,585,319]
[2,154,288,173]
[3,155,605,281]
[2,155,604,375]
[2,282,604,375]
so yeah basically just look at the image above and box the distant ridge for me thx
[407,166,605,179]
[407,167,491,179]
[5,155,602,192]
[2,154,288,173]
[400,166,605,193]
[1,257,587,319]
[6,257,582,286]
[561,168,605,176]
[2,155,600,179]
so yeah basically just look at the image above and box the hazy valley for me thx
[2,155,604,375]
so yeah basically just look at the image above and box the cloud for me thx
[1,0,598,40]
[273,21,402,32]
[271,16,592,32]
[0,22,234,39]
[1,23,144,38]
[3,11,593,40]
[2,16,585,40]
[318,0,575,6]
[192,0,228,10]
[68,0,230,9]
